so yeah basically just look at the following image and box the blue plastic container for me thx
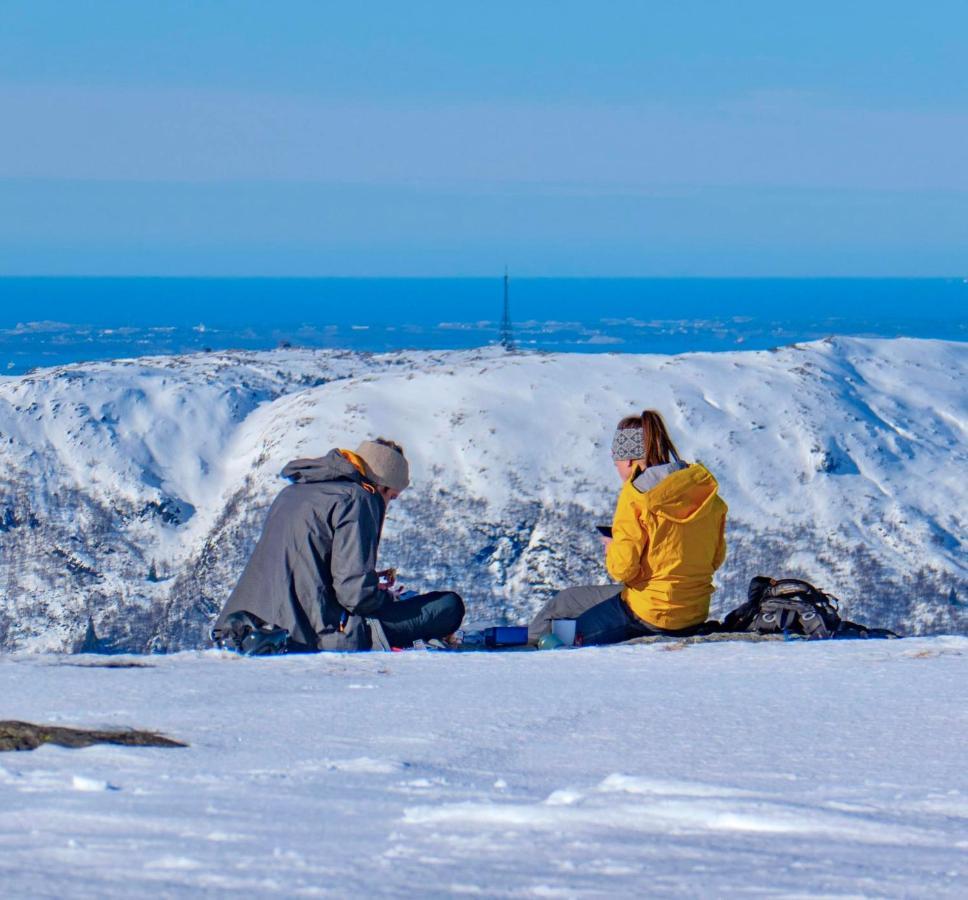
[483,626,529,648]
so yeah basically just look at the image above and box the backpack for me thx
[723,576,843,639]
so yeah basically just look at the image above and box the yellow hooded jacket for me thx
[605,461,727,630]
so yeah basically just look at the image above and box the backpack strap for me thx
[747,575,774,604]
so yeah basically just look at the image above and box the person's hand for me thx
[601,536,613,551]
[377,567,397,589]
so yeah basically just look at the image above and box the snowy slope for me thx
[1,639,966,897]
[0,338,965,652]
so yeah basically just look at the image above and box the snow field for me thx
[1,337,965,652]
[1,638,966,897]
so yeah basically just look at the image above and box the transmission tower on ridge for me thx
[500,267,515,351]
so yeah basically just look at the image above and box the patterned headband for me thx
[611,427,645,461]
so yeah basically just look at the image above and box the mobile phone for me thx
[596,525,612,538]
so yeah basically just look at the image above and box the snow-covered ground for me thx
[2,639,966,897]
[0,337,965,652]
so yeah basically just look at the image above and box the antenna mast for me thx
[500,267,515,351]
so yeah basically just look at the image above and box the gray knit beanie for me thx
[356,440,410,492]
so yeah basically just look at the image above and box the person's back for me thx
[215,449,387,650]
[608,457,727,631]
[529,409,727,646]
[214,440,464,652]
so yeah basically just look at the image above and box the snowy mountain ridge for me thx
[0,337,965,652]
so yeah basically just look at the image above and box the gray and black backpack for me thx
[723,577,843,639]
[722,576,899,639]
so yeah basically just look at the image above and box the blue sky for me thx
[1,2,966,275]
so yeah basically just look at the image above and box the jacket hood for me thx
[631,459,687,493]
[632,461,721,523]
[281,449,370,485]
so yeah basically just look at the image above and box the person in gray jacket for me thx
[213,438,464,652]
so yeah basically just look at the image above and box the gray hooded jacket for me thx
[214,449,387,650]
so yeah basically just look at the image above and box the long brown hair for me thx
[616,409,680,469]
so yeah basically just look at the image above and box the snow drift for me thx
[1,639,966,896]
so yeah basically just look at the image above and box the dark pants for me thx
[529,585,700,646]
[375,591,465,648]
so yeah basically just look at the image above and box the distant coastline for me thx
[1,277,965,375]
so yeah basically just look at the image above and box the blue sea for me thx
[1,278,965,375]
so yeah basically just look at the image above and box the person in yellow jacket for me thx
[528,410,727,646]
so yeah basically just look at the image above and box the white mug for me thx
[551,618,577,646]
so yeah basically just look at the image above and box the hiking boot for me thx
[213,611,290,656]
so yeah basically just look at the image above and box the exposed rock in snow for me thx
[0,338,964,651]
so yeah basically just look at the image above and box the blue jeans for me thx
[529,585,701,646]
